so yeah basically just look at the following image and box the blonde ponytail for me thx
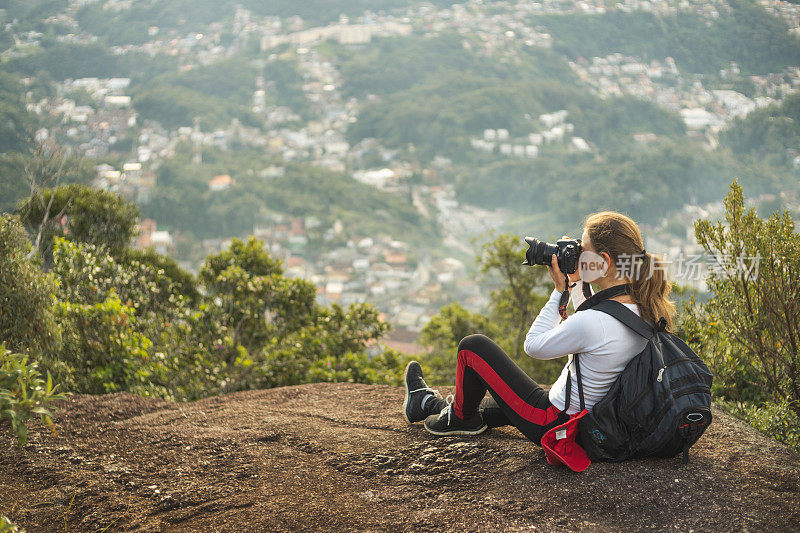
[584,211,676,330]
[629,250,675,331]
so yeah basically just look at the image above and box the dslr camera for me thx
[523,236,582,274]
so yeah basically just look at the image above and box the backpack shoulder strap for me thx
[591,300,656,340]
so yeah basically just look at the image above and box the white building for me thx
[539,110,568,128]
[572,137,591,152]
[352,168,395,188]
[680,108,723,130]
[150,230,174,255]
[104,95,131,107]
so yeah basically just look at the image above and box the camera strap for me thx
[575,283,631,312]
[557,279,609,319]
[557,274,571,319]
[582,281,593,300]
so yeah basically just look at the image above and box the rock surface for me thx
[1,382,799,532]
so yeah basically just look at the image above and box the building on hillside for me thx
[539,110,568,128]
[149,230,174,255]
[209,174,233,191]
[680,108,723,130]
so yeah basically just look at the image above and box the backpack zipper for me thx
[628,358,701,413]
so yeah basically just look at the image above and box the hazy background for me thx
[2,0,799,339]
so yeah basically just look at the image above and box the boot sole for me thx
[423,423,488,436]
[402,360,417,424]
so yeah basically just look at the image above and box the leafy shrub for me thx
[1,343,65,446]
[45,233,405,398]
[5,187,407,401]
[48,237,228,400]
[199,237,317,354]
[142,305,233,400]
[681,180,800,448]
[0,514,23,533]
[719,399,800,453]
[686,180,800,411]
[55,296,233,402]
[228,303,394,390]
[55,294,162,396]
[115,246,199,304]
[0,214,60,356]
[53,292,234,401]
[52,237,187,323]
[306,349,408,386]
[678,306,765,403]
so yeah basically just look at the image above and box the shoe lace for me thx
[408,386,443,398]
[437,393,456,426]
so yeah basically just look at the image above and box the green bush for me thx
[719,399,800,453]
[52,237,187,323]
[4,185,408,401]
[44,232,405,398]
[55,294,162,396]
[54,292,227,401]
[0,514,23,533]
[686,180,800,410]
[0,214,60,357]
[306,349,408,386]
[681,180,800,448]
[48,236,229,400]
[1,343,65,446]
[52,291,233,401]
[115,246,199,305]
[228,302,395,390]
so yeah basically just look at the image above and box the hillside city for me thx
[4,0,800,350]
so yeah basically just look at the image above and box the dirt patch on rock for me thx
[2,382,799,531]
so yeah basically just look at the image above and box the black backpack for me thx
[564,300,714,464]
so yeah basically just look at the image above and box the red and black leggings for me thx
[457,334,570,444]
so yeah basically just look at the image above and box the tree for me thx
[684,180,800,414]
[0,214,60,357]
[18,183,140,261]
[17,141,67,262]
[51,237,188,323]
[56,294,158,396]
[115,246,200,305]
[199,237,317,356]
[197,237,405,390]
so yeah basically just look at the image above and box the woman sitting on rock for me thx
[402,211,675,447]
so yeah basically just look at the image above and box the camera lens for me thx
[524,237,558,267]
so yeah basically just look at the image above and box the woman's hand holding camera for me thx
[548,236,581,292]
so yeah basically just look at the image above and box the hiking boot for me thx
[403,361,446,424]
[423,394,488,436]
